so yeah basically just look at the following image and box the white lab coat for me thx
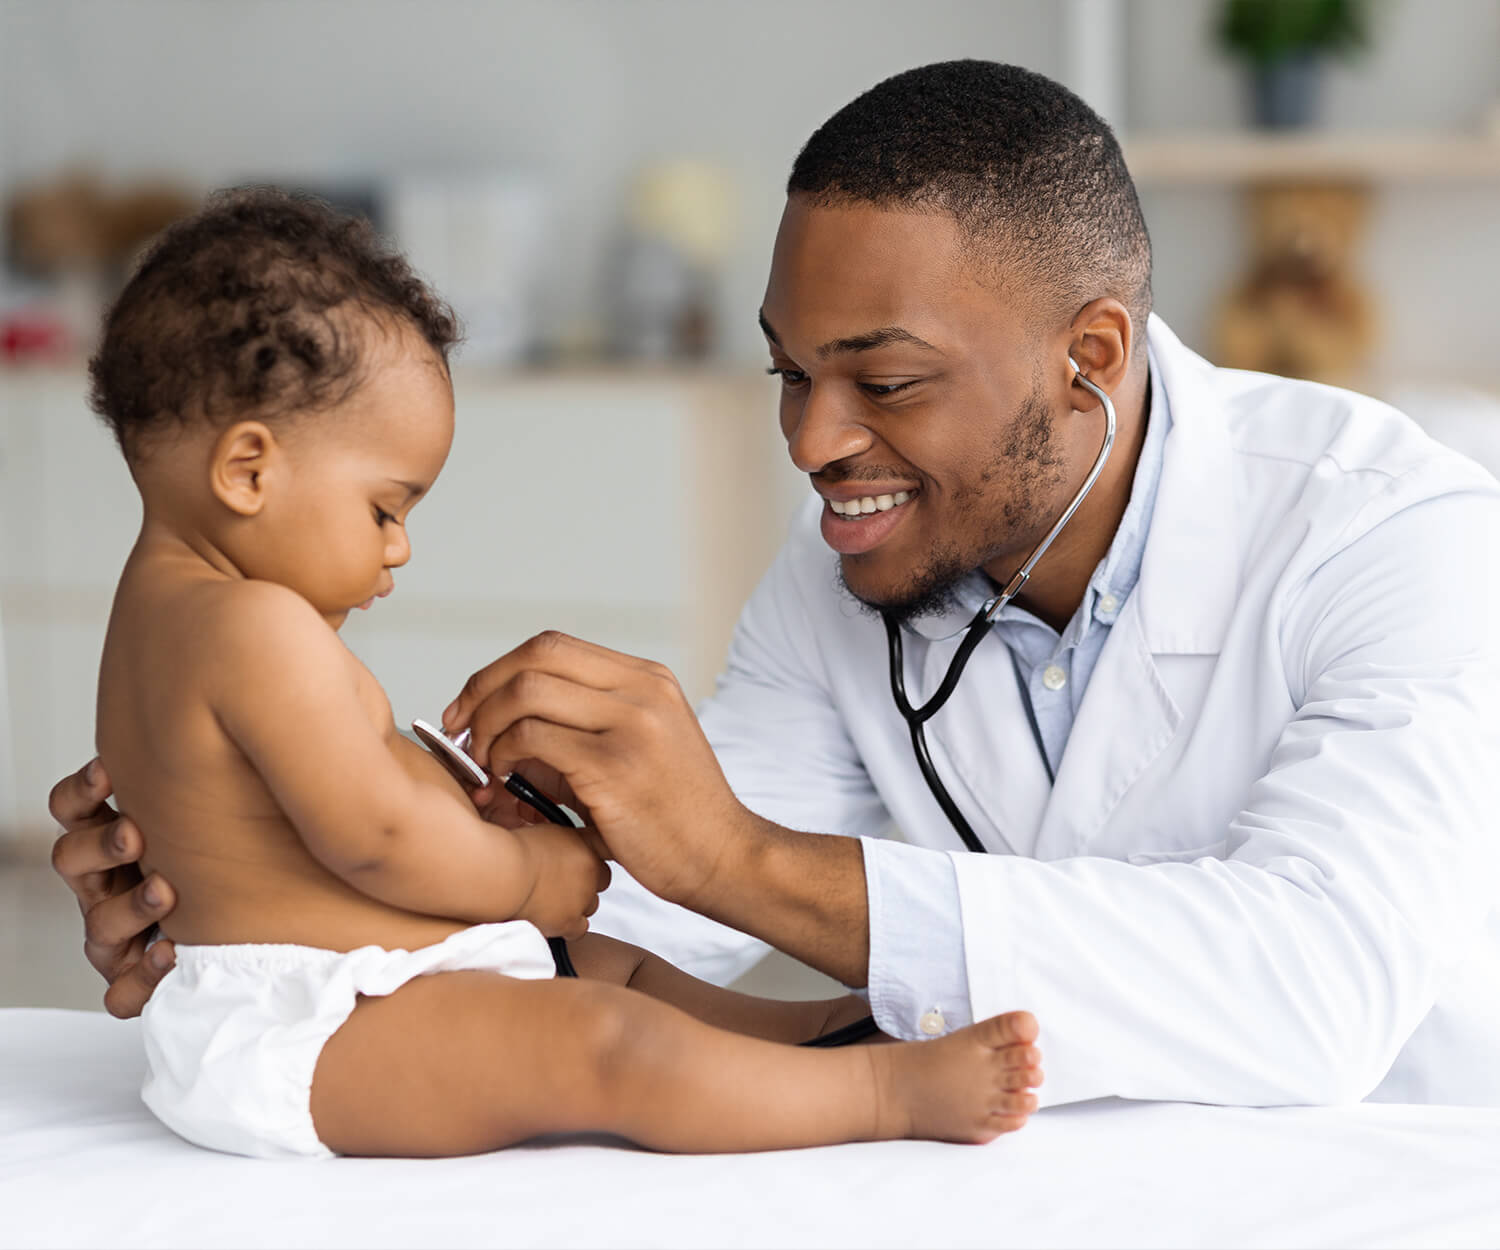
[596,317,1500,1108]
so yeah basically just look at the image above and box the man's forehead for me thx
[762,200,1007,350]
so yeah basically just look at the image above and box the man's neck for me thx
[1002,364,1152,633]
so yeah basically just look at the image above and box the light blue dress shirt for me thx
[863,357,1172,1038]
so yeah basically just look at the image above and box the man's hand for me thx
[48,760,177,1018]
[445,632,754,913]
[510,822,613,939]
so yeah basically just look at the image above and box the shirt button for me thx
[1042,664,1067,692]
[919,1009,947,1037]
[1098,592,1119,616]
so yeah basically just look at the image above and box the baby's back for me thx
[97,551,463,951]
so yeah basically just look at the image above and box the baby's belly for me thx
[146,834,468,953]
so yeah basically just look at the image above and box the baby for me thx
[92,188,1043,1159]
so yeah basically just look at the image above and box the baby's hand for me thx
[511,824,612,940]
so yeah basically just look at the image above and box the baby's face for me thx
[256,330,456,629]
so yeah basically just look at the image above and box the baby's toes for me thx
[984,1108,1032,1137]
[995,1043,1044,1088]
[995,1089,1038,1116]
[979,1010,1039,1049]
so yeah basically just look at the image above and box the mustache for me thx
[813,465,916,485]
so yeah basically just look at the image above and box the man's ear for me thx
[1064,298,1133,411]
[208,421,279,517]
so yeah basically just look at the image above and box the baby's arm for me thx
[205,582,593,926]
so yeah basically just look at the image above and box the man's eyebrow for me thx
[757,310,939,359]
[816,326,940,358]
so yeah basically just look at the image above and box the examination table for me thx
[3,1008,1498,1249]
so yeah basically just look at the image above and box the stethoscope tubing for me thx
[883,365,1118,854]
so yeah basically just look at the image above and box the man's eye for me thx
[766,366,809,388]
[860,380,919,397]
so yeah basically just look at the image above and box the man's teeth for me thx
[829,491,912,516]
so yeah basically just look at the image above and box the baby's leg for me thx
[310,971,1042,1157]
[566,932,870,1044]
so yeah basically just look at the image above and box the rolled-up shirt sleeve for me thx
[863,836,975,1039]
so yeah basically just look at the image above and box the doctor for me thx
[51,61,1500,1107]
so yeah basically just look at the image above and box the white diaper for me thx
[140,921,556,1158]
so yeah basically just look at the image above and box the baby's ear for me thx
[209,422,278,517]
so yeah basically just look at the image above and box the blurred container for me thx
[387,175,550,367]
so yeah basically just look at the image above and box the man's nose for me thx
[784,386,873,474]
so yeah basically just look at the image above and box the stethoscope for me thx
[883,359,1117,854]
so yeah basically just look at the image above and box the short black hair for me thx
[788,60,1151,339]
[89,186,460,462]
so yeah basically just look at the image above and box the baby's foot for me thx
[870,1010,1043,1143]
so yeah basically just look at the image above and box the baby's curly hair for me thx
[89,187,460,462]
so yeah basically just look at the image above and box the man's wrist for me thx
[677,801,771,917]
[682,816,871,988]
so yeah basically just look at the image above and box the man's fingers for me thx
[481,718,604,796]
[47,758,115,830]
[81,872,176,962]
[54,813,139,878]
[443,631,654,734]
[101,939,177,1021]
[465,670,618,773]
[51,816,142,910]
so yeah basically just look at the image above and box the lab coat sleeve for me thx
[595,524,890,984]
[953,488,1500,1107]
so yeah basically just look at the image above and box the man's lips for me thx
[817,489,919,556]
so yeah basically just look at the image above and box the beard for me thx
[838,379,1066,627]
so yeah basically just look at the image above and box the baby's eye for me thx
[374,507,396,526]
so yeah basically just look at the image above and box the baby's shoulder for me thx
[190,577,326,636]
[174,579,351,679]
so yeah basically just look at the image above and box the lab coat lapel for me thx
[1037,594,1180,857]
[1034,319,1239,857]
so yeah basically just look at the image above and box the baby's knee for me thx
[564,984,652,1096]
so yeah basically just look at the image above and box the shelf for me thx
[1124,132,1500,184]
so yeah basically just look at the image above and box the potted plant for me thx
[1216,0,1370,128]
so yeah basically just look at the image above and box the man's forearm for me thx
[693,816,871,987]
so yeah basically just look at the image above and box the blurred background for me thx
[3,0,1498,1006]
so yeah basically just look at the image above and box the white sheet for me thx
[3,1008,1498,1249]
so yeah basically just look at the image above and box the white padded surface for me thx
[3,1008,1499,1249]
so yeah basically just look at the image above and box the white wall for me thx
[0,0,1061,362]
[6,0,1495,378]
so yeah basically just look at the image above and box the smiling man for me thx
[52,61,1500,1108]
